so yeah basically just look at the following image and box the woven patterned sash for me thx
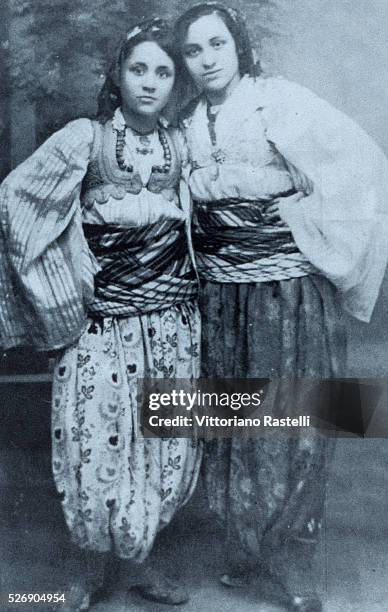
[192,196,314,282]
[83,219,198,317]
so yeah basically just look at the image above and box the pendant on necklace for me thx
[139,135,151,146]
[136,134,154,155]
[211,149,227,164]
[136,147,154,155]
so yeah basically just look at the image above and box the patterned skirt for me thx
[200,275,346,563]
[52,301,201,562]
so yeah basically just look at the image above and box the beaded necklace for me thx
[114,124,172,175]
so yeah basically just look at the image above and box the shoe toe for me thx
[289,594,323,612]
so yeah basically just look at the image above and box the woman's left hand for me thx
[261,201,286,226]
[262,192,305,226]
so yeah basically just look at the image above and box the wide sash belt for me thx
[192,195,314,282]
[83,219,198,317]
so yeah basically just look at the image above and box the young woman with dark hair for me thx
[175,3,388,610]
[0,18,201,610]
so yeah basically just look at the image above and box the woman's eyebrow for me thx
[129,61,147,68]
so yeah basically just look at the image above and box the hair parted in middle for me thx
[174,2,258,81]
[97,17,179,122]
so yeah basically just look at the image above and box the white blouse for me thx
[182,75,388,322]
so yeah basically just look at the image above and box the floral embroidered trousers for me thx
[52,302,201,562]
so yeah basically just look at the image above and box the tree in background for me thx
[7,0,156,142]
[1,0,157,371]
[6,0,276,143]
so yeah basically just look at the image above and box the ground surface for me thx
[1,424,387,612]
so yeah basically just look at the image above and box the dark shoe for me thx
[219,557,260,589]
[288,594,323,611]
[219,564,258,588]
[60,551,107,611]
[263,539,323,612]
[220,572,252,588]
[128,564,188,605]
[131,584,189,606]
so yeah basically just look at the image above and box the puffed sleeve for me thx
[261,77,388,322]
[0,118,97,350]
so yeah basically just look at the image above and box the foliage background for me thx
[2,1,387,152]
[1,0,388,370]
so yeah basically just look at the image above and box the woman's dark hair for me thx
[97,18,179,122]
[174,2,257,81]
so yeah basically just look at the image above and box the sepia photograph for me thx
[0,1,388,610]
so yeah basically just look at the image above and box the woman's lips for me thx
[203,69,222,81]
[138,96,157,103]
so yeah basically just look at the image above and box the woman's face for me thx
[120,41,175,117]
[182,14,240,96]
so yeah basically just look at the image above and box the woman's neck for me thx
[121,107,158,135]
[205,72,241,106]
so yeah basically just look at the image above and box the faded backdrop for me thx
[0,0,387,374]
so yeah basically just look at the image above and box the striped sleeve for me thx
[0,118,95,350]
